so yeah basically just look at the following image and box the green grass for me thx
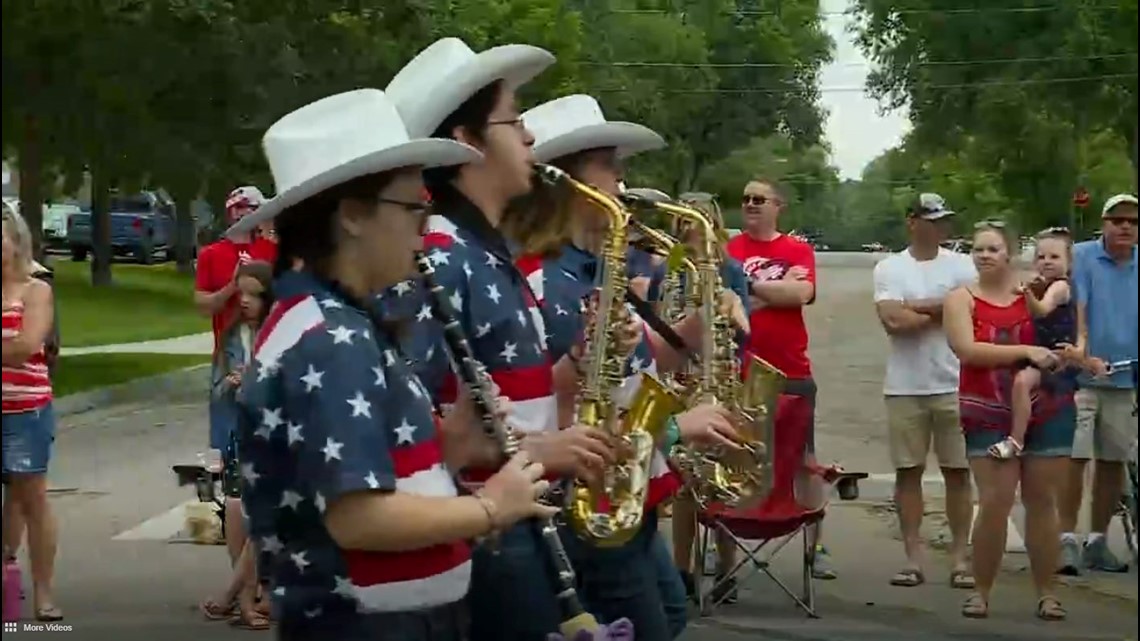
[53,352,211,397]
[49,261,208,347]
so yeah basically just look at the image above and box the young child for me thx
[991,228,1077,459]
[200,260,273,629]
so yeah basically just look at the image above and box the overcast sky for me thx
[818,0,910,179]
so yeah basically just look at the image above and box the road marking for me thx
[112,500,197,541]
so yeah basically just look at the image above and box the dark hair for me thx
[273,171,398,279]
[214,260,275,368]
[423,80,504,195]
[501,148,601,257]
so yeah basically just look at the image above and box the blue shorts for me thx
[964,403,1076,459]
[2,403,57,475]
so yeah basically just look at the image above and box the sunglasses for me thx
[1036,226,1071,238]
[974,219,1008,229]
[742,194,777,206]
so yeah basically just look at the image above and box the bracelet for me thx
[473,491,500,538]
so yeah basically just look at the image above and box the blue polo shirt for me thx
[1072,239,1137,389]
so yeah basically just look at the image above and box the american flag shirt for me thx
[237,270,470,630]
[377,192,558,488]
[515,243,681,510]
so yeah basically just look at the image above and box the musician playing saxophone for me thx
[501,94,744,641]
[664,194,753,601]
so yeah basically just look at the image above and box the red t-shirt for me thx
[195,238,277,350]
[726,233,816,379]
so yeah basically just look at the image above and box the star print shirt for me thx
[237,270,470,629]
[516,244,681,510]
[378,200,558,488]
[676,257,753,362]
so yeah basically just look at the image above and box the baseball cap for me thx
[1101,193,1138,217]
[908,192,955,220]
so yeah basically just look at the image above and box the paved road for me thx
[6,254,1136,641]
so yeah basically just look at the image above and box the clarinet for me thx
[414,252,598,634]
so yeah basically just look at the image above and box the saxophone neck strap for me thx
[624,288,697,364]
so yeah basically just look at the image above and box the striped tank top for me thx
[2,298,53,413]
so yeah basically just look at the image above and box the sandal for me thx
[1036,595,1067,621]
[34,606,64,622]
[231,609,272,630]
[961,592,988,619]
[200,598,237,621]
[949,569,976,590]
[988,436,1023,460]
[889,568,925,587]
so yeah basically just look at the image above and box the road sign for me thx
[1073,187,1091,208]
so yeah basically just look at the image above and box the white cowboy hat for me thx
[525,95,665,163]
[227,89,481,237]
[386,37,555,138]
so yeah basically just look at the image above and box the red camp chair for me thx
[692,393,866,618]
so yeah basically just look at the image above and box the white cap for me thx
[1102,193,1138,216]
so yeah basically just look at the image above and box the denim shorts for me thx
[964,403,1076,459]
[2,403,56,474]
[276,600,468,641]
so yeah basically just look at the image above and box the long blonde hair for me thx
[2,207,36,280]
[501,150,595,258]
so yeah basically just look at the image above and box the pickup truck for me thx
[67,192,176,264]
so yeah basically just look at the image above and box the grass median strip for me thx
[53,352,212,397]
[51,261,207,347]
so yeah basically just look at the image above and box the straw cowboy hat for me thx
[227,89,481,236]
[524,94,666,163]
[386,37,555,138]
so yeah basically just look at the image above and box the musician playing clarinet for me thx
[230,89,555,641]
[378,39,620,641]
[502,94,748,640]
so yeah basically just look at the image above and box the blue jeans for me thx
[561,511,687,641]
[965,403,1076,459]
[468,522,563,641]
[2,403,56,474]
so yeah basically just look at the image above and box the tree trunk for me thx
[172,192,196,274]
[89,169,113,287]
[17,113,45,261]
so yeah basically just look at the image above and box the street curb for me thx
[55,364,210,418]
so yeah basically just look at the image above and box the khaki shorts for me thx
[1073,388,1136,462]
[885,393,968,470]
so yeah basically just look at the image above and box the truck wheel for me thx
[70,247,88,262]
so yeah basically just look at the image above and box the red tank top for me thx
[2,300,53,413]
[958,292,1070,433]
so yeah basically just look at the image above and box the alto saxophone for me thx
[535,165,681,547]
[621,194,783,510]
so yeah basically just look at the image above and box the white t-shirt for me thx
[873,248,977,396]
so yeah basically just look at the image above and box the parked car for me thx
[67,191,176,263]
[42,203,82,251]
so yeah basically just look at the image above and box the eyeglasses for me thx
[742,194,777,206]
[379,198,431,232]
[974,219,1008,229]
[1036,226,1070,238]
[487,117,526,131]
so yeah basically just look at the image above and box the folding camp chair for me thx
[693,393,866,618]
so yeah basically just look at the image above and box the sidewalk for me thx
[61,332,213,356]
[671,502,1136,640]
